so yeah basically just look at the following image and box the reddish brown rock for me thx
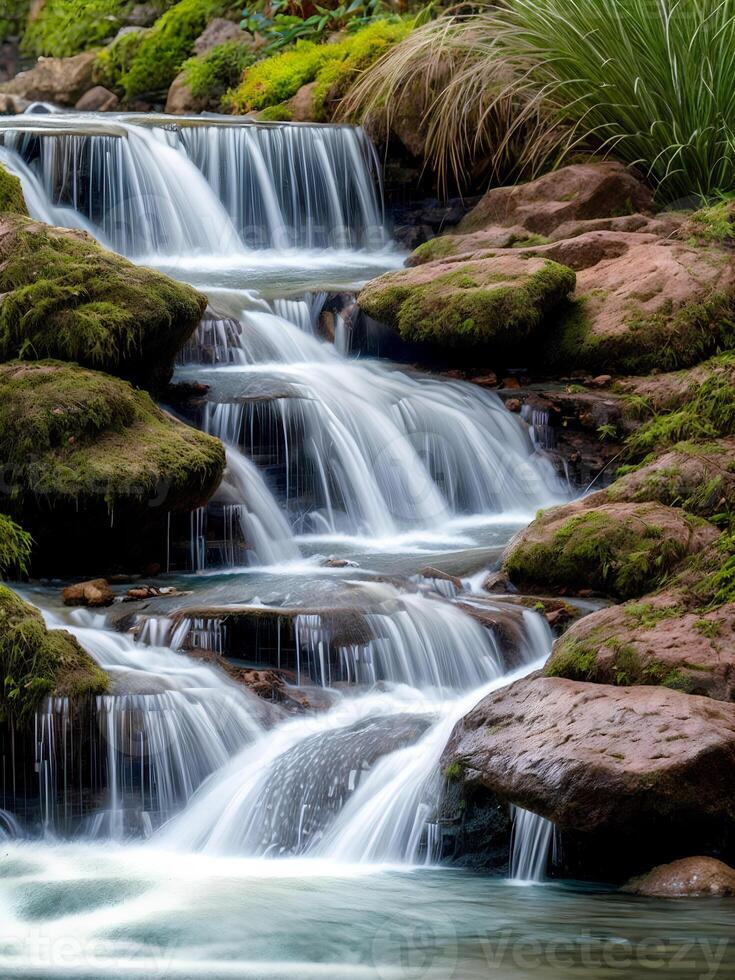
[547,596,735,700]
[458,162,653,237]
[288,81,317,122]
[75,85,119,112]
[62,578,114,608]
[623,856,735,898]
[443,675,735,832]
[1,51,97,106]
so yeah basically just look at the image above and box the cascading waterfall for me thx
[0,114,386,256]
[509,806,555,883]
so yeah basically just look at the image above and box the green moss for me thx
[505,507,693,600]
[509,233,550,248]
[0,585,108,725]
[117,0,238,99]
[95,27,150,90]
[0,164,27,216]
[0,215,206,391]
[682,198,735,246]
[0,0,29,43]
[444,761,462,781]
[0,515,32,578]
[224,38,339,113]
[257,103,294,121]
[410,237,460,265]
[0,360,225,511]
[623,602,682,629]
[182,37,255,104]
[360,260,575,351]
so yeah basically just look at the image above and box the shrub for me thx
[22,0,133,57]
[347,1,735,201]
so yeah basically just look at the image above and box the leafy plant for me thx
[241,0,387,50]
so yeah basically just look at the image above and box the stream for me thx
[0,111,732,979]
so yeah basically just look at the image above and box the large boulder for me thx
[503,499,717,600]
[443,675,735,875]
[0,360,225,575]
[0,584,108,725]
[0,50,97,106]
[357,255,575,352]
[623,857,735,898]
[547,595,735,700]
[0,215,207,391]
[458,162,653,238]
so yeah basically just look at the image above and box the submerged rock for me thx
[0,215,207,391]
[503,499,717,600]
[358,255,575,352]
[0,360,225,574]
[623,857,735,898]
[0,584,108,724]
[547,595,735,700]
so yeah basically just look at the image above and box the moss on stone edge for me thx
[0,163,28,215]
[503,508,695,600]
[224,38,340,113]
[359,260,576,350]
[0,359,225,512]
[0,215,206,392]
[410,237,460,265]
[0,585,108,725]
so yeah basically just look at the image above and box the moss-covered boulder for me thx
[0,584,108,725]
[0,360,225,574]
[0,163,28,215]
[503,500,718,600]
[0,215,207,391]
[358,255,575,352]
[546,594,735,699]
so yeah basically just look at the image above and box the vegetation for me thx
[22,0,141,57]
[0,215,206,391]
[0,0,29,44]
[0,585,108,725]
[0,164,28,216]
[0,515,32,578]
[182,37,256,103]
[242,0,391,51]
[346,0,735,200]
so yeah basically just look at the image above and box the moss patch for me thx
[0,585,108,725]
[182,37,255,105]
[21,0,135,57]
[680,198,735,247]
[0,215,206,391]
[0,163,28,215]
[359,258,575,351]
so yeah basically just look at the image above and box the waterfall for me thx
[0,114,385,256]
[29,604,265,837]
[509,807,555,882]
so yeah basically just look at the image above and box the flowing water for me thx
[0,112,728,979]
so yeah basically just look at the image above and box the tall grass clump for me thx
[345,0,735,202]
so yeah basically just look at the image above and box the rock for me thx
[75,85,119,111]
[165,71,207,115]
[605,439,735,517]
[0,361,225,576]
[0,214,207,391]
[505,398,521,412]
[126,3,160,28]
[547,595,735,699]
[623,857,735,897]
[288,81,317,122]
[0,584,109,724]
[1,50,97,106]
[417,566,463,591]
[62,578,114,608]
[443,675,735,835]
[588,374,612,387]
[480,571,515,594]
[193,17,249,56]
[471,372,498,388]
[458,162,653,237]
[0,93,28,114]
[357,255,575,352]
[553,237,735,374]
[503,499,718,600]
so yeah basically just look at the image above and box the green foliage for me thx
[0,516,32,579]
[0,585,108,725]
[242,0,389,51]
[0,0,29,44]
[683,197,735,246]
[224,37,339,111]
[116,0,238,99]
[697,531,735,610]
[182,37,255,102]
[0,215,206,391]
[22,0,132,57]
[504,507,693,600]
[95,27,150,90]
[0,164,28,216]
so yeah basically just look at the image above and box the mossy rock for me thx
[0,584,108,725]
[0,163,28,215]
[0,360,225,574]
[546,594,735,701]
[0,215,206,391]
[503,500,718,600]
[358,255,575,352]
